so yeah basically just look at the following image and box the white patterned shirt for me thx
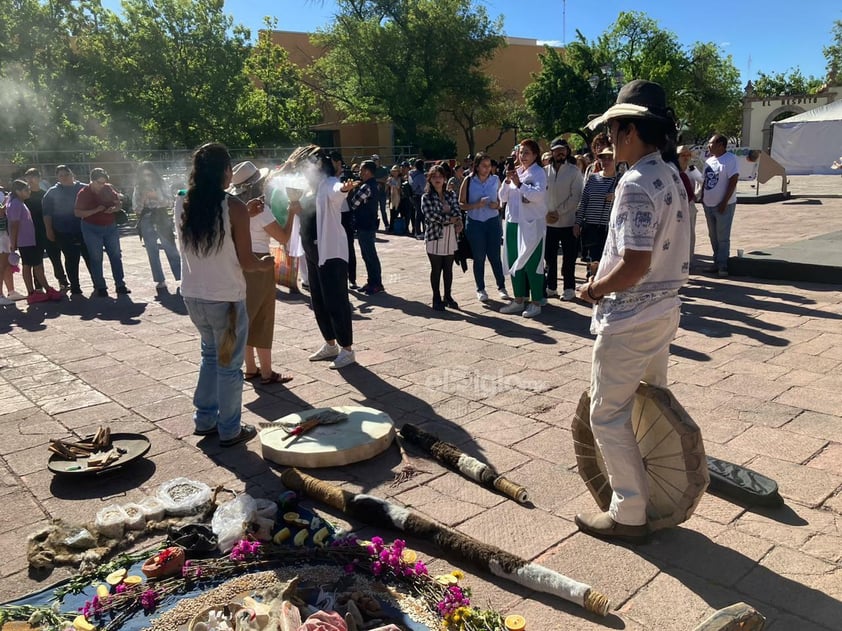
[591,152,690,335]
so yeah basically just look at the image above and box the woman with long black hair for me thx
[175,143,273,447]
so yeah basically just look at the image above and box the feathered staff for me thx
[400,423,529,504]
[280,468,610,617]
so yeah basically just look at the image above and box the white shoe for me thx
[0,296,14,306]
[546,288,559,298]
[500,301,523,314]
[477,290,488,302]
[309,342,340,361]
[329,349,356,369]
[498,288,511,300]
[562,288,575,301]
[7,290,26,301]
[523,303,542,318]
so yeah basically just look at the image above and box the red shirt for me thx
[75,183,121,226]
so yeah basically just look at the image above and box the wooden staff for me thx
[281,468,609,617]
[400,423,529,504]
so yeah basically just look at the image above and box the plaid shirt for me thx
[421,189,461,241]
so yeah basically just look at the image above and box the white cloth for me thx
[175,195,246,302]
[590,309,680,526]
[248,207,277,254]
[499,162,547,275]
[702,151,738,207]
[425,224,457,255]
[545,162,583,227]
[591,153,690,336]
[315,176,349,267]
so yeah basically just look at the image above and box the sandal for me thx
[260,371,294,385]
[244,371,260,381]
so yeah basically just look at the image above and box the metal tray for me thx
[48,432,151,475]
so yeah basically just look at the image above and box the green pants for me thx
[506,221,544,302]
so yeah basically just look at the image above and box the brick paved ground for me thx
[1,176,841,630]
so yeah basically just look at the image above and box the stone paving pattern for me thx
[1,175,841,630]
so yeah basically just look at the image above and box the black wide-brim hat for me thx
[587,79,671,130]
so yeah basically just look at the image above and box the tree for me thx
[678,42,742,139]
[239,18,320,146]
[523,45,596,141]
[310,0,504,151]
[75,0,254,149]
[751,69,825,97]
[824,19,842,83]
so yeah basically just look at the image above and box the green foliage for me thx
[751,68,825,97]
[311,0,505,149]
[824,19,842,83]
[524,13,743,144]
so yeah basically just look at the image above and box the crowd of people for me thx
[1,82,739,544]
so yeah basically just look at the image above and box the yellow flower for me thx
[450,569,464,580]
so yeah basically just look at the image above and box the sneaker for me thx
[718,269,729,277]
[575,511,648,544]
[156,281,167,289]
[546,288,559,298]
[7,290,26,301]
[0,296,14,306]
[498,288,511,300]
[562,288,576,301]
[329,348,356,369]
[357,283,370,293]
[219,424,257,447]
[46,288,63,301]
[523,303,542,318]
[309,342,340,361]
[476,290,488,302]
[116,285,131,294]
[500,301,523,314]
[27,291,50,305]
[96,288,108,297]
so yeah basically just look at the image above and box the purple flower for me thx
[140,589,158,613]
[371,536,384,546]
[414,561,428,575]
[115,583,127,594]
[371,561,383,576]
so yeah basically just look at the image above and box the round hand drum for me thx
[572,382,709,531]
[260,406,395,468]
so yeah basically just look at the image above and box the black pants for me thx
[545,226,578,291]
[428,253,454,302]
[53,231,91,291]
[410,195,424,235]
[341,211,356,285]
[304,247,353,348]
[581,224,609,264]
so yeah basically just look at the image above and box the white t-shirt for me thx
[249,207,277,254]
[591,152,690,335]
[702,151,738,207]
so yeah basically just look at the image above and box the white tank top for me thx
[175,194,247,302]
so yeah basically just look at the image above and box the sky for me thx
[103,0,840,86]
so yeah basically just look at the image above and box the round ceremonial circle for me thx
[572,382,709,531]
[260,406,395,468]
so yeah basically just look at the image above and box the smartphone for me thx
[505,157,515,170]
[480,196,489,204]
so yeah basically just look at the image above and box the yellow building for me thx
[271,30,561,163]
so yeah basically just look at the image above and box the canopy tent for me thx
[771,100,842,175]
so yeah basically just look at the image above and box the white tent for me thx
[771,100,842,175]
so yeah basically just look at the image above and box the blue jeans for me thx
[184,298,248,440]
[465,215,505,292]
[80,222,126,290]
[139,212,181,283]
[703,202,736,271]
[357,229,382,286]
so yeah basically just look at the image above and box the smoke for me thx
[0,75,50,139]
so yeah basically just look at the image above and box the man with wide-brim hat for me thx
[226,161,270,197]
[575,80,692,543]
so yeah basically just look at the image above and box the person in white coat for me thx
[499,139,548,318]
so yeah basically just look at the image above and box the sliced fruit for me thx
[293,529,309,546]
[435,573,458,585]
[312,526,330,547]
[283,511,300,524]
[123,575,143,586]
[504,614,526,630]
[96,584,110,598]
[105,568,127,585]
[400,549,417,564]
[73,614,96,631]
[273,527,291,544]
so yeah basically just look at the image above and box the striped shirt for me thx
[575,172,617,227]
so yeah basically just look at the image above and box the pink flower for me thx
[115,583,127,594]
[140,589,158,613]
[371,561,383,576]
[370,536,384,546]
[414,561,428,575]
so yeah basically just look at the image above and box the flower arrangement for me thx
[0,535,509,631]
